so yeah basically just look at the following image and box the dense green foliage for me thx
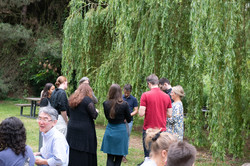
[62,0,249,159]
[0,0,69,97]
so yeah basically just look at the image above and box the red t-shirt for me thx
[140,88,172,131]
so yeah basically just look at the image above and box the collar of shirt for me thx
[122,94,131,99]
[42,126,56,139]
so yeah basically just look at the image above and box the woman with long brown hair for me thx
[67,83,99,166]
[101,84,132,166]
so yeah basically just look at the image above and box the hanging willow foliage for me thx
[62,0,248,159]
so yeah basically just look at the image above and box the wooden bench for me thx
[15,104,31,116]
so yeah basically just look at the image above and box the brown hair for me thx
[68,83,93,108]
[108,84,123,119]
[146,74,159,85]
[144,128,177,155]
[55,76,67,87]
[167,141,197,166]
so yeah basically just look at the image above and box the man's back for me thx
[140,88,172,131]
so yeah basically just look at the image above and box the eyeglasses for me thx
[37,118,53,123]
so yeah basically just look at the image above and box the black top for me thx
[103,101,132,124]
[40,98,51,107]
[50,88,69,116]
[67,96,98,154]
[164,88,174,103]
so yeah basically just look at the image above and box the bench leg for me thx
[20,107,23,116]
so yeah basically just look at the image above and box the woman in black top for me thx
[50,76,69,136]
[67,83,98,166]
[40,83,55,107]
[101,84,132,166]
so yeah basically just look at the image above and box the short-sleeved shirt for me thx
[140,87,172,131]
[122,94,138,121]
[50,88,69,116]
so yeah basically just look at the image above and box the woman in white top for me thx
[141,128,176,166]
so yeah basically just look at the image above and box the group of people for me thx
[0,73,197,166]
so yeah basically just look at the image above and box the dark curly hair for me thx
[0,117,26,156]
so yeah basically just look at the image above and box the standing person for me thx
[0,117,35,166]
[122,84,138,163]
[67,83,99,166]
[101,84,132,166]
[34,106,69,166]
[40,83,55,107]
[141,128,177,166]
[138,74,172,166]
[167,141,197,166]
[79,76,98,104]
[166,85,185,141]
[50,76,69,136]
[159,78,174,103]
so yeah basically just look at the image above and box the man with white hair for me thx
[79,77,98,104]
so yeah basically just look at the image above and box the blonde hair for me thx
[145,128,177,155]
[55,76,67,87]
[172,85,185,99]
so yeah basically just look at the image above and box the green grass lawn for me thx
[0,99,248,166]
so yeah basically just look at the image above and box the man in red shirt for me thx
[138,74,172,165]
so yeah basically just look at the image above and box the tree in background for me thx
[0,0,69,97]
[62,0,249,160]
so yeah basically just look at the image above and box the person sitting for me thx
[167,141,197,166]
[34,106,69,166]
[0,117,35,166]
[141,128,176,166]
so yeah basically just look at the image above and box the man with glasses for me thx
[138,74,172,166]
[34,106,69,166]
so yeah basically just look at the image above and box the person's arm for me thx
[167,108,172,118]
[131,106,138,116]
[87,101,98,119]
[35,158,48,165]
[61,111,68,124]
[124,103,132,123]
[139,106,146,117]
[92,92,98,104]
[45,137,68,166]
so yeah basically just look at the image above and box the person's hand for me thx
[35,157,47,165]
[33,152,41,156]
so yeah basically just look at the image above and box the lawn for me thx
[0,99,249,166]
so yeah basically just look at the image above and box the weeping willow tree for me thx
[62,0,249,159]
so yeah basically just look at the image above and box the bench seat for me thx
[15,104,31,116]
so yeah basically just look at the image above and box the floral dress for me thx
[166,101,184,141]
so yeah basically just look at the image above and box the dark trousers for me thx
[142,129,150,157]
[107,154,123,166]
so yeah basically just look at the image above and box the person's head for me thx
[159,78,171,91]
[0,117,26,156]
[69,83,93,108]
[146,74,159,88]
[55,76,67,90]
[167,141,197,166]
[171,85,185,101]
[42,83,55,99]
[38,106,58,133]
[145,128,177,165]
[123,84,132,98]
[108,84,123,119]
[79,77,90,85]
